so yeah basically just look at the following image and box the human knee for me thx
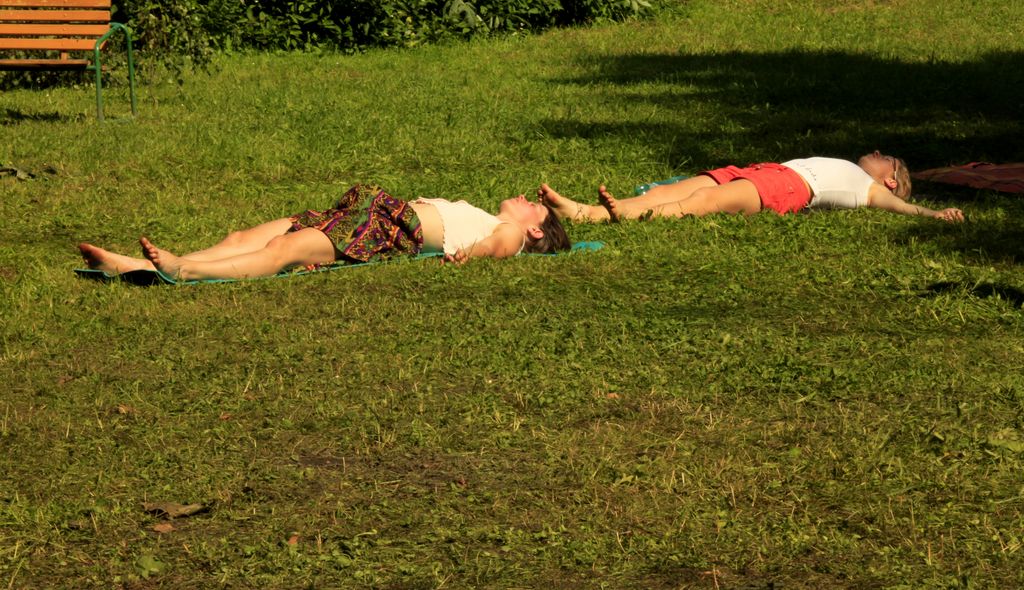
[262,234,295,264]
[689,187,719,206]
[265,234,296,250]
[222,230,248,247]
[669,186,738,217]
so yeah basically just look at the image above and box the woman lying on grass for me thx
[79,184,571,280]
[539,151,965,224]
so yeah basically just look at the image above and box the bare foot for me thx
[140,237,185,277]
[597,185,623,222]
[78,243,155,274]
[537,183,609,223]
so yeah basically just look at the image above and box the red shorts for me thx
[703,163,811,214]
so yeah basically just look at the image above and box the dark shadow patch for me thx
[910,178,1024,207]
[74,268,171,286]
[898,207,1024,263]
[925,281,1024,308]
[0,109,82,125]
[540,49,1024,170]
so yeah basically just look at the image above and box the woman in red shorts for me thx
[538,151,964,224]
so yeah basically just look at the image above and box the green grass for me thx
[3,0,1024,587]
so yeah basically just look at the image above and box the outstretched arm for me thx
[444,223,525,265]
[867,183,964,222]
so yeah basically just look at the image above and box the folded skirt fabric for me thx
[288,183,424,268]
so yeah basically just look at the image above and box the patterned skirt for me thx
[289,184,423,267]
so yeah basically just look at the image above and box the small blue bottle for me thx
[634,175,689,195]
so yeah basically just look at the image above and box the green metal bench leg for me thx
[92,57,104,120]
[92,23,137,121]
[125,29,137,116]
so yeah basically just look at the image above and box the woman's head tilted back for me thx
[859,151,912,200]
[893,157,912,200]
[524,204,571,254]
[498,195,572,254]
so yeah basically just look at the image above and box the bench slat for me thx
[0,37,98,50]
[0,9,110,21]
[0,0,134,120]
[0,56,89,68]
[0,24,108,34]
[0,0,111,8]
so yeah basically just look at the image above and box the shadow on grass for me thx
[925,280,1024,308]
[541,50,1024,169]
[0,108,81,125]
[895,190,1024,262]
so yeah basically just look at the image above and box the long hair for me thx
[523,204,571,254]
[894,157,912,200]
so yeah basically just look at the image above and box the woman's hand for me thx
[443,249,470,266]
[934,208,965,223]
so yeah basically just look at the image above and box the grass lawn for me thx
[3,0,1024,587]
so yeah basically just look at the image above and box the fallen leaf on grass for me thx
[605,392,620,399]
[287,533,300,546]
[152,522,176,534]
[142,501,208,519]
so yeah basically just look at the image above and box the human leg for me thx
[140,228,336,280]
[177,218,294,261]
[646,179,762,218]
[539,176,720,223]
[142,185,374,264]
[597,176,720,221]
[78,218,294,275]
[537,183,612,223]
[78,243,155,273]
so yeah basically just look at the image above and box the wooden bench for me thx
[0,0,136,120]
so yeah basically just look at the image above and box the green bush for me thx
[238,0,558,51]
[139,0,655,52]
[558,0,653,24]
[241,0,444,52]
[0,0,656,85]
[111,0,226,80]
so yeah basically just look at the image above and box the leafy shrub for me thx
[3,0,659,87]
[445,0,562,33]
[125,0,658,64]
[110,0,212,80]
[242,0,450,52]
[232,0,657,52]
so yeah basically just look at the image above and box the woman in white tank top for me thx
[538,151,963,224]
[79,185,571,281]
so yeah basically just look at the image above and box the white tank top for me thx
[414,198,523,255]
[783,157,874,210]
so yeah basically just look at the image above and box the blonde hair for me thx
[894,157,912,200]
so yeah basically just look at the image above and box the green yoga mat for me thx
[74,241,604,286]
